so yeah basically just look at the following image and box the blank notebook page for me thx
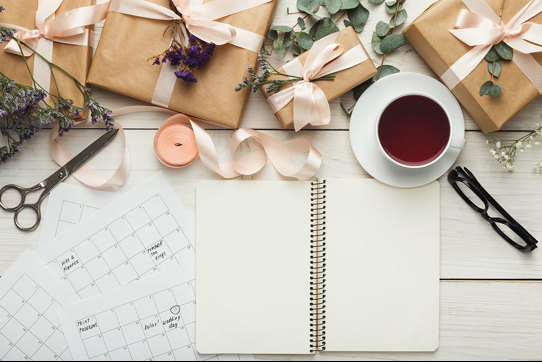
[325,179,440,351]
[196,181,312,355]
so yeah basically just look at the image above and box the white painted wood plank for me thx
[256,281,542,361]
[86,0,542,132]
[0,129,540,278]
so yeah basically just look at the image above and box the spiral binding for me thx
[310,179,326,353]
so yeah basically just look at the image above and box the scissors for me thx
[0,129,119,232]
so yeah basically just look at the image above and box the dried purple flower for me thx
[174,71,197,83]
[152,31,216,83]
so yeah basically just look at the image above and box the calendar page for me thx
[0,252,79,361]
[58,267,253,361]
[39,183,114,245]
[37,173,196,299]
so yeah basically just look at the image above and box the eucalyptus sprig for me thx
[235,54,335,94]
[0,5,113,163]
[342,0,407,117]
[487,123,542,172]
[266,0,370,58]
[480,42,512,98]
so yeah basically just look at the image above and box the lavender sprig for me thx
[235,53,335,94]
[152,28,216,83]
[0,5,114,163]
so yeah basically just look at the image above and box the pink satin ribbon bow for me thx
[109,0,272,53]
[0,0,110,102]
[441,0,542,92]
[1,0,110,56]
[267,32,368,132]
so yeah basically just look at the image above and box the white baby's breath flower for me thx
[496,141,502,149]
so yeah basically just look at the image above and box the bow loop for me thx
[450,0,542,54]
[172,0,237,45]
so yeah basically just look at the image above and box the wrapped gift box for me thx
[0,0,94,118]
[404,0,542,133]
[263,26,378,129]
[87,0,277,129]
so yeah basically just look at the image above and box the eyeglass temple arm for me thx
[462,167,538,245]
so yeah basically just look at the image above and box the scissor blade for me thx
[62,129,119,176]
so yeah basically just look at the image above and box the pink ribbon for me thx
[49,106,322,189]
[109,0,271,53]
[441,0,542,93]
[266,32,368,132]
[0,0,110,101]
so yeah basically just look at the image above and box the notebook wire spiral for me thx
[310,179,327,352]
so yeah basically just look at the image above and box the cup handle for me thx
[450,138,466,151]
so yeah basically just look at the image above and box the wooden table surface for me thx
[1,0,542,360]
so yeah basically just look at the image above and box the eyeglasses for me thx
[448,167,538,252]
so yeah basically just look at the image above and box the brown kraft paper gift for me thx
[404,0,542,133]
[263,26,378,129]
[87,0,277,129]
[0,0,94,119]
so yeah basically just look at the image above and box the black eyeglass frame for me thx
[448,167,538,252]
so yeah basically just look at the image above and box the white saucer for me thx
[349,72,465,188]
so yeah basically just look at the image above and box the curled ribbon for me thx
[49,106,322,190]
[0,0,110,102]
[441,0,542,93]
[108,0,272,108]
[154,114,322,179]
[266,32,368,132]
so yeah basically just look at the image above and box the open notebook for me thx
[196,179,440,355]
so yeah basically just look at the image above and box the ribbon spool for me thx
[154,116,199,168]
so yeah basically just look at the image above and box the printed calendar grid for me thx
[75,281,224,361]
[54,200,100,239]
[48,194,194,298]
[0,274,70,361]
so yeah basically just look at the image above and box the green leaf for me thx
[386,2,402,14]
[495,41,513,60]
[489,84,502,98]
[480,81,493,96]
[325,0,342,14]
[369,0,385,4]
[297,0,322,14]
[267,29,278,41]
[488,61,502,78]
[297,17,306,29]
[376,21,390,37]
[371,31,383,54]
[292,44,303,56]
[373,65,400,81]
[283,32,295,47]
[390,9,407,26]
[485,47,502,62]
[311,18,340,41]
[273,40,287,58]
[341,0,361,10]
[297,31,314,50]
[380,34,406,53]
[347,4,370,32]
[271,25,293,33]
